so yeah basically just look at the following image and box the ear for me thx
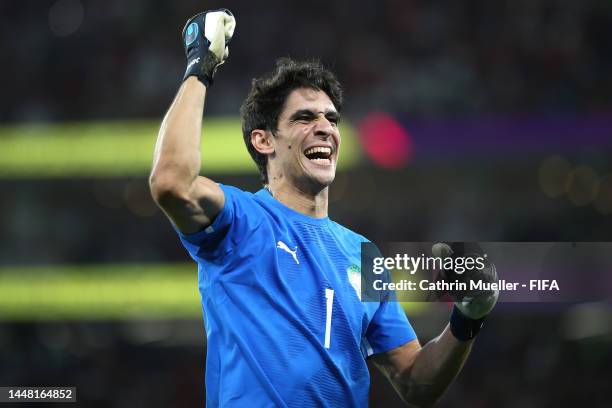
[251,129,275,155]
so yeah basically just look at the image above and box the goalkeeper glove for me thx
[432,242,499,340]
[182,9,236,87]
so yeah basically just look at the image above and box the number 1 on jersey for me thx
[324,288,334,349]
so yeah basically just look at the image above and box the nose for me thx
[313,115,335,138]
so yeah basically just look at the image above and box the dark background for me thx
[1,0,611,407]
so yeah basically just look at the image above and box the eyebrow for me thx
[289,109,340,123]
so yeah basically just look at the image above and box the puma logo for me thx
[277,240,299,265]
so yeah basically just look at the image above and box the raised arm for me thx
[149,10,236,233]
[373,243,499,407]
[150,77,222,233]
[371,322,473,408]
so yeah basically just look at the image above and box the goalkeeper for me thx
[150,9,498,407]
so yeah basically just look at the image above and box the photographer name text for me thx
[372,279,560,292]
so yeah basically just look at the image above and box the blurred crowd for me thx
[1,0,611,122]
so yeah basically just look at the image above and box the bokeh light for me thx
[358,112,413,169]
[48,0,84,37]
[567,165,599,207]
[538,155,571,198]
[594,175,612,215]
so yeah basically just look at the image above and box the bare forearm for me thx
[151,77,206,192]
[401,326,473,406]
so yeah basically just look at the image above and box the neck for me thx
[266,180,329,218]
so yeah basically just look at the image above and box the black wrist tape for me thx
[449,306,485,341]
[183,49,218,88]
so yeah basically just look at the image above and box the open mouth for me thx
[303,146,333,165]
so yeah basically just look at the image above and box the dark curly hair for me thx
[240,58,343,185]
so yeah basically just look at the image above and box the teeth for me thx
[310,158,331,165]
[304,146,332,156]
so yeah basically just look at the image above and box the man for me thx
[149,9,497,407]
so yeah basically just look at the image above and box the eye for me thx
[327,116,340,126]
[293,114,314,123]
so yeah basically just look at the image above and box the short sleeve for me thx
[174,184,259,261]
[363,300,417,357]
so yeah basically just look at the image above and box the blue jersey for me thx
[176,185,417,407]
